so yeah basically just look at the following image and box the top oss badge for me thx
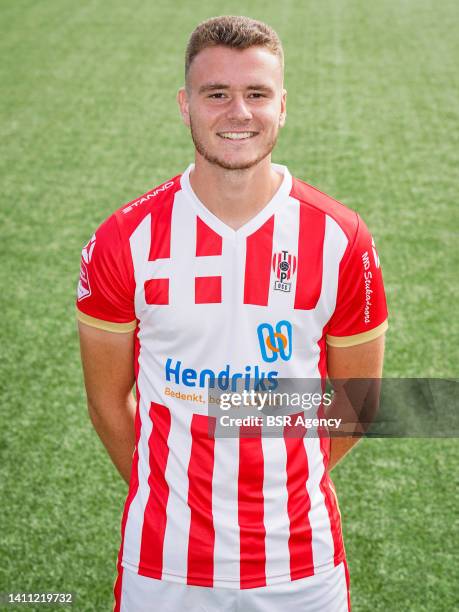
[272,250,297,292]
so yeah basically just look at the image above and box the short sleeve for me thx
[76,213,136,333]
[326,215,388,347]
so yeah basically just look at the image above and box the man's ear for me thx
[177,87,190,127]
[279,87,287,128]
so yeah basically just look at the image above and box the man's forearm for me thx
[325,391,362,471]
[328,437,361,471]
[325,377,381,471]
[88,393,136,484]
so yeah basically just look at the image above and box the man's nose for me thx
[226,95,252,121]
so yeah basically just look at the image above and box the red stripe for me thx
[138,403,172,577]
[113,328,142,611]
[148,194,174,261]
[284,416,314,580]
[244,216,274,306]
[294,205,325,309]
[238,426,266,588]
[112,566,123,612]
[196,217,222,256]
[274,253,279,278]
[187,415,216,586]
[343,558,352,611]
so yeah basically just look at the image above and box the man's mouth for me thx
[217,131,258,140]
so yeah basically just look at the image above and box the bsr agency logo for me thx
[257,320,293,363]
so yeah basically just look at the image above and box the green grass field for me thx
[1,0,458,610]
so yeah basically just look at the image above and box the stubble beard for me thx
[189,118,279,171]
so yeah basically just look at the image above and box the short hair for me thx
[185,15,284,81]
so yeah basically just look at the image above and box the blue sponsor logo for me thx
[257,320,293,363]
[165,359,278,391]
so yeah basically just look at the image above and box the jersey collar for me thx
[180,163,293,239]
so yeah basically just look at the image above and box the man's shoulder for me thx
[110,173,183,236]
[290,176,360,242]
[87,173,183,254]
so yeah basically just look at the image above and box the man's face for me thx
[178,45,287,171]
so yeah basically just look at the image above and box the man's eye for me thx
[209,93,226,99]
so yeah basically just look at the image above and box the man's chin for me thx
[212,158,261,171]
[199,151,272,171]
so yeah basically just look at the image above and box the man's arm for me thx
[326,333,386,471]
[78,321,136,484]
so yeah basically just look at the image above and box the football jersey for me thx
[76,163,388,590]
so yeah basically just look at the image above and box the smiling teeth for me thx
[220,132,254,139]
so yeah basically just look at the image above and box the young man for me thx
[77,16,388,612]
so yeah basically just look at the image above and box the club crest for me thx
[272,251,297,292]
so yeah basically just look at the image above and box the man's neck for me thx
[189,155,283,230]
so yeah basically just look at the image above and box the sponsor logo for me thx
[77,234,96,301]
[361,251,373,324]
[272,250,297,292]
[77,261,91,301]
[165,359,278,391]
[81,233,96,263]
[121,181,175,214]
[257,320,292,363]
[164,386,206,404]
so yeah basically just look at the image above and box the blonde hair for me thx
[185,15,284,81]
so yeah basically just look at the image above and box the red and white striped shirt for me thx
[76,164,388,589]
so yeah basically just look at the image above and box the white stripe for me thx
[268,196,300,308]
[120,371,154,570]
[161,411,193,581]
[168,191,197,306]
[261,436,291,584]
[315,215,348,323]
[212,437,240,586]
[130,214,153,315]
[304,436,335,568]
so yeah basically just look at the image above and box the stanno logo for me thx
[272,251,297,292]
[121,181,175,214]
[257,320,293,363]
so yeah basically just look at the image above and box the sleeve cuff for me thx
[326,319,388,348]
[76,308,137,333]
